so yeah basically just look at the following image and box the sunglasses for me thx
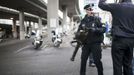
[86,8,93,11]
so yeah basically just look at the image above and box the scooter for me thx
[33,36,43,49]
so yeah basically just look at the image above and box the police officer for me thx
[98,0,134,75]
[78,4,106,75]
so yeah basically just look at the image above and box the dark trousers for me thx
[132,58,134,75]
[112,37,134,75]
[89,53,94,64]
[80,43,103,75]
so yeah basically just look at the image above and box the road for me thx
[0,36,113,75]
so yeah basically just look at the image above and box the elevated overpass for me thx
[0,0,47,18]
[0,0,81,40]
[0,6,47,25]
[0,0,80,22]
[59,0,80,20]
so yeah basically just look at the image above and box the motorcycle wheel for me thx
[34,43,40,49]
[54,42,60,47]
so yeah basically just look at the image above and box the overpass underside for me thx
[0,0,80,40]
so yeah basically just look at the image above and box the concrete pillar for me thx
[47,0,59,36]
[19,11,25,40]
[32,22,36,33]
[38,17,42,30]
[26,21,30,35]
[12,19,17,38]
[33,22,36,30]
[24,21,27,34]
[29,21,32,35]
[70,17,74,31]
[62,5,68,33]
[37,17,43,35]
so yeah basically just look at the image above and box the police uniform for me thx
[79,4,106,75]
[99,0,134,75]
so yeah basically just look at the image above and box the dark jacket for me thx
[98,0,134,38]
[78,15,106,44]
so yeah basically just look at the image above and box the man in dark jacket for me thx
[78,4,106,75]
[98,0,134,75]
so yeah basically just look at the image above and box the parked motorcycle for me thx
[51,31,62,47]
[25,34,30,39]
[32,35,43,49]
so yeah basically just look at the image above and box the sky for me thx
[43,0,47,3]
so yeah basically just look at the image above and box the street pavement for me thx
[0,34,113,75]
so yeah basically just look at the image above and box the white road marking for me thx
[14,45,31,53]
[41,45,48,49]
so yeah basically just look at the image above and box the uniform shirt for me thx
[78,15,105,44]
[99,0,134,38]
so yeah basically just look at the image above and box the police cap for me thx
[84,4,94,10]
